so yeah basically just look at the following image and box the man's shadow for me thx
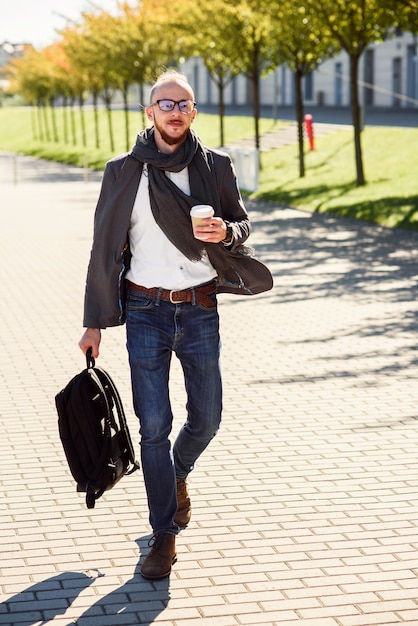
[75,536,170,625]
[0,537,170,626]
[0,571,96,626]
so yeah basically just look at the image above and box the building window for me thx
[364,49,374,106]
[335,62,343,106]
[304,72,313,101]
[392,57,402,106]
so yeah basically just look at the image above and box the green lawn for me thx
[0,106,281,169]
[1,105,417,231]
[258,125,418,230]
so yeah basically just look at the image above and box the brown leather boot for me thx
[174,478,191,527]
[140,533,177,580]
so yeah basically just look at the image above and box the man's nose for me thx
[170,103,184,113]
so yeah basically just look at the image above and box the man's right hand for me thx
[78,328,102,358]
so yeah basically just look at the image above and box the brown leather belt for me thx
[127,279,217,308]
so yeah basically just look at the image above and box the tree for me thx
[177,0,280,153]
[43,41,73,144]
[380,0,418,33]
[43,42,77,144]
[60,25,96,148]
[116,0,179,146]
[307,0,399,186]
[270,2,338,177]
[173,0,243,147]
[6,47,56,141]
[233,0,279,154]
[72,10,120,152]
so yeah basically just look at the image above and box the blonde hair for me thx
[150,70,194,103]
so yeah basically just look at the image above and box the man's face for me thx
[146,80,197,153]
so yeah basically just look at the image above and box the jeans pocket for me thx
[196,292,217,311]
[126,290,155,311]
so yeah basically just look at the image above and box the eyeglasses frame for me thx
[150,99,197,114]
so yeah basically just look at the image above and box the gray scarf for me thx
[130,127,233,274]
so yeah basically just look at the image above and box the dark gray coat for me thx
[83,148,254,329]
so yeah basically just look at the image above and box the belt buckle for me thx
[169,290,184,304]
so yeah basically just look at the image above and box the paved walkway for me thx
[1,151,418,626]
[224,121,349,153]
[207,104,418,152]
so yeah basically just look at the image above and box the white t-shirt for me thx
[125,165,217,289]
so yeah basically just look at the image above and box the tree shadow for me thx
[0,152,103,185]
[0,537,170,626]
[246,199,418,306]
[254,174,418,231]
[316,194,418,229]
[226,199,418,381]
[255,169,356,209]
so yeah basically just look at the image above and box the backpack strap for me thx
[82,365,114,508]
[83,349,140,509]
[86,348,139,470]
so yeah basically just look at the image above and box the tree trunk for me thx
[103,90,115,152]
[49,98,59,143]
[122,86,130,152]
[295,69,305,178]
[37,101,44,142]
[349,53,366,186]
[31,105,38,141]
[78,95,86,148]
[217,79,225,147]
[139,83,146,129]
[42,102,51,142]
[106,103,115,152]
[252,70,260,152]
[93,92,100,149]
[70,98,76,146]
[62,98,68,145]
[249,52,261,170]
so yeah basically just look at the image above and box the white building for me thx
[182,30,418,109]
[0,41,31,92]
[0,42,30,74]
[1,31,417,110]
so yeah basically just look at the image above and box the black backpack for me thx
[55,349,140,508]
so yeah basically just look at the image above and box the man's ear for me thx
[145,106,153,121]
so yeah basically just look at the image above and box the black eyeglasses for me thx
[150,99,196,114]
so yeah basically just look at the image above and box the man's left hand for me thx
[194,217,227,243]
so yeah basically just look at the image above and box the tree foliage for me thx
[306,0,402,186]
[4,0,411,187]
[172,0,246,146]
[231,0,280,152]
[270,2,338,176]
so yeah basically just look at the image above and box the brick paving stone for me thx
[337,614,400,626]
[2,149,418,626]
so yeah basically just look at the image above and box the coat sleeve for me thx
[212,150,251,251]
[82,155,140,329]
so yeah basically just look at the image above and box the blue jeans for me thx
[125,287,222,534]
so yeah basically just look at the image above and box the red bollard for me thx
[304,114,315,150]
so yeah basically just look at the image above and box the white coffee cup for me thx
[190,205,214,237]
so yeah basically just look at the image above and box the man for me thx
[79,70,270,580]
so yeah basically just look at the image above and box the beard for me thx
[154,118,189,146]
